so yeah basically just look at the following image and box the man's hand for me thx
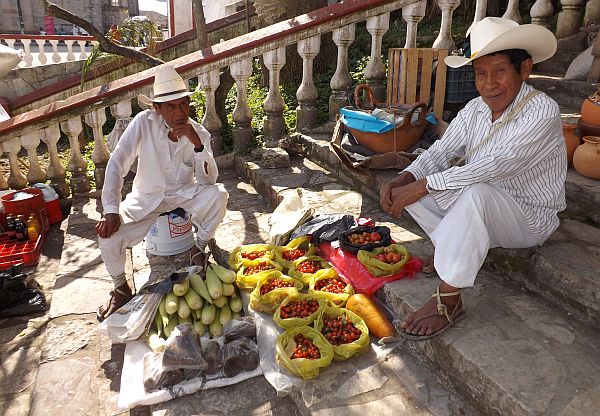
[385,178,429,218]
[171,123,202,149]
[96,213,121,239]
[380,171,417,212]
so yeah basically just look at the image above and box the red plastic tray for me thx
[0,233,44,270]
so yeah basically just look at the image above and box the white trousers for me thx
[98,184,228,284]
[405,183,542,288]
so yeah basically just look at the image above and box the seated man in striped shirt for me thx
[380,17,567,340]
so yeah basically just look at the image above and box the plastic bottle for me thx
[27,216,39,242]
[16,215,29,242]
[28,214,41,235]
[6,215,16,239]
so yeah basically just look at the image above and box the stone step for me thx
[236,147,600,415]
[528,75,594,111]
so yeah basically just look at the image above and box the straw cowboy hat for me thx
[138,65,193,107]
[445,17,557,68]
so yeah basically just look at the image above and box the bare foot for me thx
[97,284,133,322]
[400,295,461,336]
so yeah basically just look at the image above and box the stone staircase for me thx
[230,131,600,415]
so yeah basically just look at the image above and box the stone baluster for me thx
[403,1,426,49]
[556,0,584,38]
[108,100,133,151]
[502,0,523,23]
[35,39,47,65]
[49,39,61,63]
[531,0,554,28]
[4,39,20,68]
[84,108,110,190]
[432,0,461,51]
[41,124,69,197]
[19,131,47,185]
[365,14,390,102]
[78,40,88,60]
[2,138,28,190]
[22,39,33,67]
[0,164,8,190]
[65,40,75,61]
[198,70,223,155]
[60,117,91,195]
[230,59,254,150]
[469,0,488,33]
[263,46,287,146]
[329,24,355,122]
[585,0,600,26]
[296,35,321,132]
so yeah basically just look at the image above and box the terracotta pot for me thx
[573,136,600,179]
[581,98,600,125]
[562,122,580,165]
[578,118,600,137]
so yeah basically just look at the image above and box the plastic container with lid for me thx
[32,184,62,225]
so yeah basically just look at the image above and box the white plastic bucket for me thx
[144,211,195,256]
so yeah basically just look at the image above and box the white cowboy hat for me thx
[445,17,557,68]
[138,65,193,107]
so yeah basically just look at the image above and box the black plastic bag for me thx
[223,316,256,342]
[290,214,355,246]
[0,288,46,317]
[202,339,222,375]
[143,352,184,392]
[0,264,27,309]
[338,226,392,254]
[162,324,208,371]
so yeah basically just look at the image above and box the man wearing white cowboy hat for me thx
[95,64,228,321]
[380,17,567,340]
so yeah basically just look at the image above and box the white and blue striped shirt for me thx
[405,82,567,240]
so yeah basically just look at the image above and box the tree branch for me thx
[192,0,208,50]
[44,1,164,67]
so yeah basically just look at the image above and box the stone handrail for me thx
[0,34,96,67]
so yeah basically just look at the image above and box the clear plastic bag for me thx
[223,316,256,342]
[161,324,208,371]
[202,339,222,375]
[221,337,260,378]
[143,351,184,392]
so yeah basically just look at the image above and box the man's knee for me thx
[461,183,499,207]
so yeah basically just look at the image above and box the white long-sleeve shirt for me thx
[102,109,218,223]
[404,82,567,240]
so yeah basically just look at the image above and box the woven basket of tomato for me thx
[275,326,334,380]
[273,292,331,329]
[357,244,410,277]
[288,255,332,286]
[229,243,275,271]
[313,306,370,360]
[249,272,304,313]
[308,268,355,307]
[338,226,392,254]
[274,236,317,270]
[236,258,283,289]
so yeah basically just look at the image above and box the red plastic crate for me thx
[0,233,44,270]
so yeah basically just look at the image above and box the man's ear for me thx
[520,58,533,81]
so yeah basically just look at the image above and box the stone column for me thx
[469,0,488,33]
[22,39,33,67]
[531,0,554,28]
[502,0,523,23]
[556,0,584,38]
[2,138,28,189]
[0,165,8,190]
[263,46,287,147]
[49,40,61,63]
[403,1,426,49]
[108,100,133,151]
[365,14,390,102]
[84,108,110,190]
[329,24,356,121]
[584,0,600,26]
[296,35,321,132]
[198,70,223,155]
[41,124,69,197]
[35,39,47,65]
[60,117,91,195]
[19,131,47,185]
[433,0,461,51]
[65,40,76,61]
[230,59,254,151]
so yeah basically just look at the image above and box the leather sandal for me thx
[97,284,133,323]
[400,285,465,340]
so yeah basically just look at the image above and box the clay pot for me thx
[581,98,600,125]
[562,122,581,165]
[573,136,600,179]
[578,118,600,137]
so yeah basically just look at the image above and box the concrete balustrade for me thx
[0,35,95,68]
